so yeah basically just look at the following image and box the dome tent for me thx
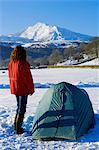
[32,82,95,140]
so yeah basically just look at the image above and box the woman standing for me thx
[8,45,35,134]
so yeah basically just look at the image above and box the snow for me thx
[57,58,99,66]
[22,39,74,49]
[0,35,31,44]
[19,22,91,41]
[20,22,61,41]
[79,58,99,66]
[0,68,99,149]
[57,59,78,66]
[0,22,92,50]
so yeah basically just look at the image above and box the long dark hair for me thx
[10,45,26,61]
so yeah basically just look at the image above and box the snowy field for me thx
[0,68,99,150]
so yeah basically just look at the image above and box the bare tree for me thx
[63,46,76,60]
[85,37,99,58]
[48,49,63,65]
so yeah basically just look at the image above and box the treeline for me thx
[0,46,12,68]
[0,37,99,68]
[28,37,99,66]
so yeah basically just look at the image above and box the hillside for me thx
[19,22,92,41]
[56,58,99,66]
[0,22,98,68]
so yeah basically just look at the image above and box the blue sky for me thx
[0,0,98,36]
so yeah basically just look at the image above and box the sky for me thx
[0,0,99,36]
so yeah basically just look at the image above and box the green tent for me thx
[32,82,95,140]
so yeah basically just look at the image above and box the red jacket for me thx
[8,60,35,96]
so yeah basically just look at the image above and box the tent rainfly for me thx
[32,82,95,140]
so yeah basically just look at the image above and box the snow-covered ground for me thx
[0,68,99,149]
[57,58,99,66]
[79,58,99,66]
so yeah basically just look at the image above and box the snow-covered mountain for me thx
[19,22,92,41]
[0,22,92,48]
[0,35,32,46]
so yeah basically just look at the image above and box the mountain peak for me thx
[34,22,47,26]
[18,22,92,42]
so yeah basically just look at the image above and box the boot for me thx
[14,114,17,130]
[16,114,24,134]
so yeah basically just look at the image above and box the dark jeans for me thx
[16,95,28,115]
